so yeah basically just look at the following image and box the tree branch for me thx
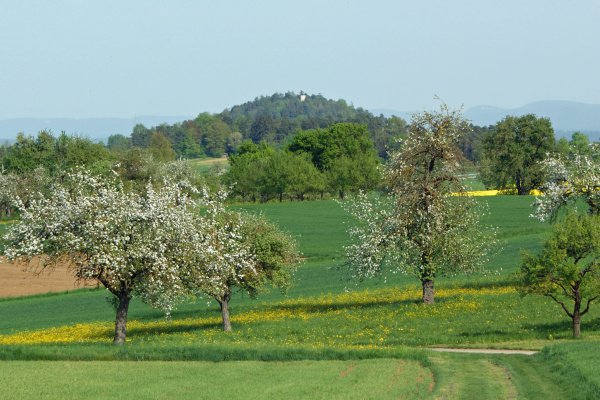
[581,295,600,316]
[547,293,573,318]
[551,279,574,300]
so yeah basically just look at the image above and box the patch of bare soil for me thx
[339,363,356,378]
[0,258,96,298]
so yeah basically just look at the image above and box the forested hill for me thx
[220,92,374,136]
[220,92,408,155]
[128,92,408,159]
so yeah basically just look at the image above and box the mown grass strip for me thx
[0,358,432,400]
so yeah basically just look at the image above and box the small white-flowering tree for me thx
[3,170,203,344]
[182,200,300,331]
[0,171,19,218]
[533,148,600,221]
[0,167,51,218]
[343,105,496,304]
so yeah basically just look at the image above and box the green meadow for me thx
[1,196,599,399]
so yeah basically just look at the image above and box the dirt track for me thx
[0,258,95,298]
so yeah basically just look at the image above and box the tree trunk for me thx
[218,293,232,332]
[113,293,131,345]
[422,279,434,304]
[573,312,581,338]
[572,297,582,338]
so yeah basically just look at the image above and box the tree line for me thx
[225,123,380,202]
[0,121,383,210]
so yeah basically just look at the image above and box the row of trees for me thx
[85,113,600,203]
[225,123,381,201]
[0,122,383,206]
[0,131,110,175]
[4,171,300,343]
[123,113,240,159]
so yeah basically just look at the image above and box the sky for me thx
[0,0,599,119]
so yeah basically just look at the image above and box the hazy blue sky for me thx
[0,0,598,118]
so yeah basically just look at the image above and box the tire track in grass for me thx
[431,354,517,399]
[494,356,572,400]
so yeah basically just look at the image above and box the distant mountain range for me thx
[0,116,192,143]
[372,100,600,140]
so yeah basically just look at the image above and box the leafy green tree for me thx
[193,113,231,157]
[262,151,292,202]
[366,115,408,158]
[288,123,374,170]
[107,134,132,152]
[249,113,276,143]
[343,106,496,304]
[226,131,243,154]
[131,124,152,148]
[54,133,112,174]
[2,132,54,173]
[2,131,111,176]
[480,114,555,195]
[555,137,571,156]
[520,213,600,338]
[286,153,326,201]
[458,124,490,162]
[228,158,264,202]
[149,132,176,162]
[326,154,379,200]
[177,131,204,159]
[569,132,591,156]
[225,141,273,202]
[288,123,380,198]
[226,143,328,202]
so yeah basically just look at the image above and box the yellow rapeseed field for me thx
[456,189,543,196]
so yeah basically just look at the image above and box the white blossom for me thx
[533,149,600,221]
[341,105,496,301]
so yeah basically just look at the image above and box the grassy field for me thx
[189,156,229,174]
[1,195,599,398]
[0,359,434,400]
[0,353,592,399]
